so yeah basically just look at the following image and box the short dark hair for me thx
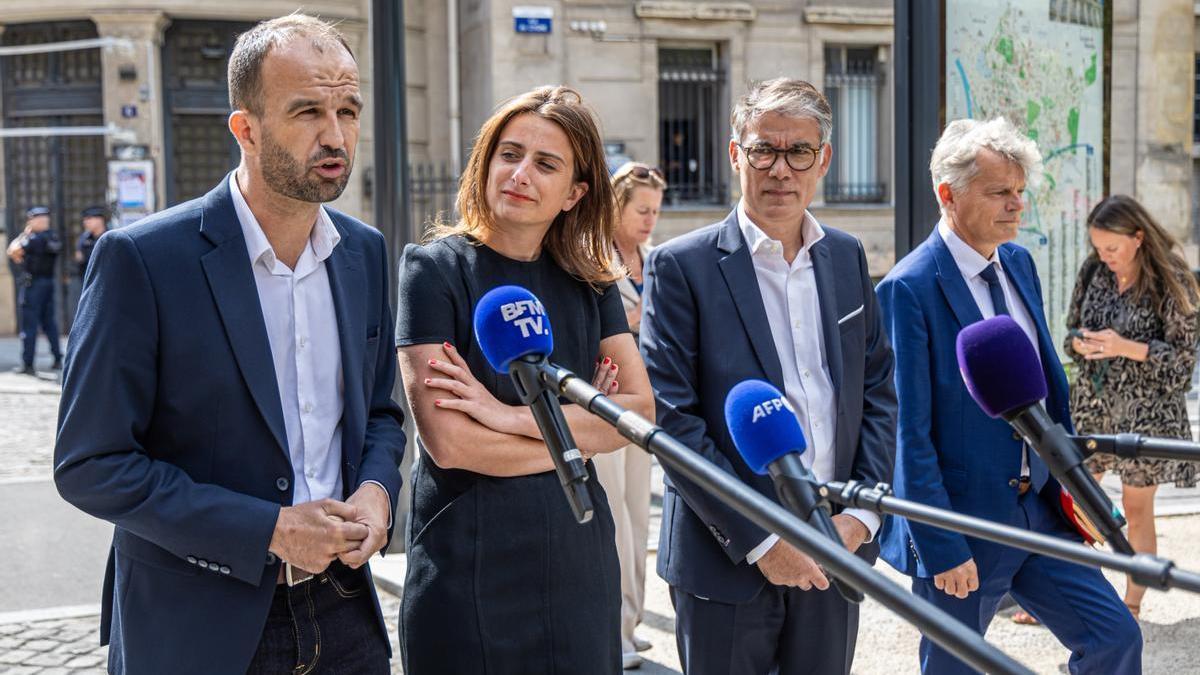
[227,14,354,115]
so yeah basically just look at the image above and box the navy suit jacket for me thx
[53,176,406,674]
[876,228,1072,578]
[641,210,897,604]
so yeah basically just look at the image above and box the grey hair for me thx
[730,78,833,145]
[929,117,1043,207]
[228,13,354,115]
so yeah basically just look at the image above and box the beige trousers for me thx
[592,443,652,653]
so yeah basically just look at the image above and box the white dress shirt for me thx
[936,220,1041,358]
[938,219,1040,478]
[737,202,880,564]
[231,175,346,505]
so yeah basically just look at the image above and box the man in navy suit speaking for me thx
[54,15,405,674]
[640,78,896,674]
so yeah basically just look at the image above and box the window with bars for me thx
[658,47,726,205]
[2,21,107,329]
[1194,53,1200,144]
[163,21,252,205]
[824,46,887,204]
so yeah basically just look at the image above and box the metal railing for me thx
[408,162,459,241]
[826,48,887,205]
[659,48,727,206]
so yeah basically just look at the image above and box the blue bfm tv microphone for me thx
[725,379,864,603]
[473,285,593,524]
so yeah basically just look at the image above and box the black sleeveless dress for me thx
[395,235,623,674]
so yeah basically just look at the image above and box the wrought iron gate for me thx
[2,20,107,331]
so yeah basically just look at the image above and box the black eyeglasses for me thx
[736,143,822,172]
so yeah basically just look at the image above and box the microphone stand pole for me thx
[538,363,1032,675]
[1075,433,1200,463]
[821,480,1200,594]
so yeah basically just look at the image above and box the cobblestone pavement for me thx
[0,613,108,673]
[0,594,405,675]
[0,336,62,485]
[0,384,60,484]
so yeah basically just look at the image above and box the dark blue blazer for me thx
[876,228,1072,578]
[53,176,406,674]
[641,210,897,604]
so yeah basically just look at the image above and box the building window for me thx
[1194,53,1200,144]
[1192,53,1200,246]
[658,47,726,205]
[163,21,253,206]
[824,46,887,204]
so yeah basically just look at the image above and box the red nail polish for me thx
[444,342,453,349]
[429,359,436,365]
[434,400,441,406]
[610,364,617,371]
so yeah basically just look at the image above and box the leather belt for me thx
[276,563,317,586]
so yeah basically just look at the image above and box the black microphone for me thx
[956,317,1132,553]
[473,285,593,524]
[724,379,865,603]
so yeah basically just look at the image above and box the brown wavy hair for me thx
[428,86,621,286]
[1086,194,1199,315]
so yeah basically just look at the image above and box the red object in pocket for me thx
[1059,488,1107,546]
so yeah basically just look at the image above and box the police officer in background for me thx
[75,206,108,277]
[6,206,63,375]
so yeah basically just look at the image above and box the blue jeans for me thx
[18,276,60,367]
[246,561,390,674]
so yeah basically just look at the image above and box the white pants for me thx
[592,443,652,653]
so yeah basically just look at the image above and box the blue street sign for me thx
[513,6,553,34]
[515,17,551,33]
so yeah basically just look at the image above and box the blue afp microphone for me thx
[725,379,864,603]
[473,285,593,524]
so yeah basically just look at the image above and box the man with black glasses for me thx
[639,78,896,674]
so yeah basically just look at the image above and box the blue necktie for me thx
[978,263,1048,490]
[978,264,1009,316]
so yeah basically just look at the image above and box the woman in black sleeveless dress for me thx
[395,86,655,674]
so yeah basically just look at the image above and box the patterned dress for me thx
[1065,258,1199,487]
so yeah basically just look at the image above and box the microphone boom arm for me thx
[1074,433,1200,463]
[1006,406,1134,555]
[509,357,594,524]
[541,362,1033,675]
[822,480,1200,594]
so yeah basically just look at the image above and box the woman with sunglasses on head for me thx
[591,161,666,669]
[394,85,655,674]
[1062,194,1200,621]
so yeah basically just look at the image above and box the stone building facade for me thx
[0,0,1193,334]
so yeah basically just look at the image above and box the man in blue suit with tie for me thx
[877,117,1140,673]
[54,15,405,674]
[641,78,896,674]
